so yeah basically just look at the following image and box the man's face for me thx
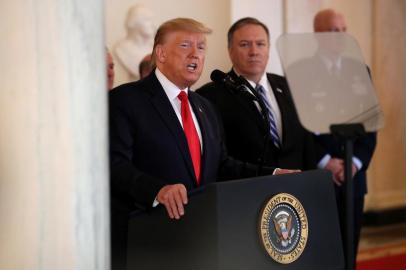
[320,14,347,33]
[327,15,347,32]
[106,52,115,90]
[228,24,269,82]
[156,31,206,89]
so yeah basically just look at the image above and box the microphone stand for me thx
[223,78,272,176]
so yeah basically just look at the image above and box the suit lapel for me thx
[188,92,209,186]
[267,74,292,148]
[228,70,268,132]
[146,74,197,183]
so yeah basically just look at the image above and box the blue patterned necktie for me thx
[255,84,281,148]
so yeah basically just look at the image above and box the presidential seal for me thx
[259,193,308,264]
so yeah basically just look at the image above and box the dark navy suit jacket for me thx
[109,71,272,214]
[109,72,276,268]
[197,70,320,170]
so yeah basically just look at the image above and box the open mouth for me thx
[187,63,198,71]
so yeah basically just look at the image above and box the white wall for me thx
[231,0,284,75]
[365,0,406,211]
[0,0,109,269]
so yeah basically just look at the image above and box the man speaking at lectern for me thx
[109,17,296,269]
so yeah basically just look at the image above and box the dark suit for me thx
[196,70,320,170]
[109,71,274,269]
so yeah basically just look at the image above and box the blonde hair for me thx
[151,18,212,64]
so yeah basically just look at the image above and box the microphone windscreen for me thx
[210,69,227,83]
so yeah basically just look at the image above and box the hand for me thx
[352,163,358,177]
[325,158,344,186]
[157,184,188,220]
[337,163,358,182]
[274,168,301,175]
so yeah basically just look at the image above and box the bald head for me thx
[314,9,347,32]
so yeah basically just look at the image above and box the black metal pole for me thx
[330,123,365,270]
[344,138,354,270]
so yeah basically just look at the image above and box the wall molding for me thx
[365,189,406,211]
[364,207,406,226]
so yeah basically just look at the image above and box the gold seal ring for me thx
[259,193,309,264]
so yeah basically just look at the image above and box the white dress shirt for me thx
[155,68,203,148]
[152,68,204,207]
[244,72,283,142]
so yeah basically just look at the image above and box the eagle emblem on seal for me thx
[273,211,295,247]
[259,193,308,264]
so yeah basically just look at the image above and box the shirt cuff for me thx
[352,156,363,171]
[318,154,331,169]
[152,198,159,207]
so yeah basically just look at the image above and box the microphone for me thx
[210,70,270,176]
[211,69,258,99]
[210,69,241,91]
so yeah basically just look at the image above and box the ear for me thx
[227,46,233,59]
[155,45,167,63]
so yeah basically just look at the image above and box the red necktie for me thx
[178,91,201,185]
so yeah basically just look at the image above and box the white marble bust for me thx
[114,4,155,78]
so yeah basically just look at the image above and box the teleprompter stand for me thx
[330,123,366,270]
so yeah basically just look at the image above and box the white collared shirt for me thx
[244,72,283,141]
[155,68,203,148]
